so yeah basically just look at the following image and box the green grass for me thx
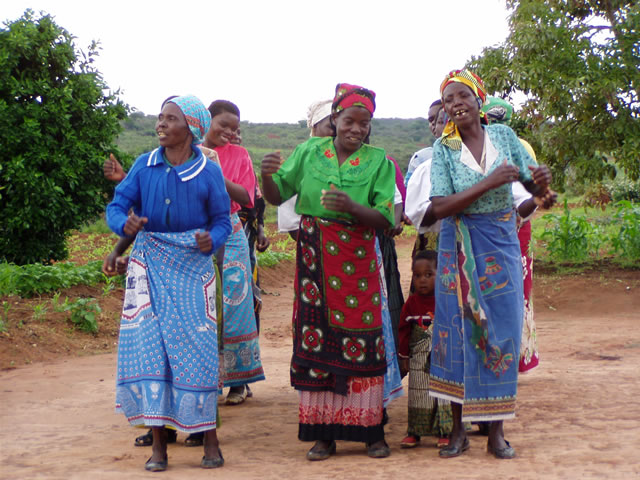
[79,217,111,234]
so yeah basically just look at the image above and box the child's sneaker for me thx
[400,435,420,448]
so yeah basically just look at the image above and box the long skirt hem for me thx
[115,408,217,433]
[298,424,384,444]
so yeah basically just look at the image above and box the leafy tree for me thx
[467,0,640,187]
[0,10,127,264]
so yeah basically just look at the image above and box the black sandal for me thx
[135,428,177,447]
[185,432,205,447]
[145,454,168,472]
[201,447,224,469]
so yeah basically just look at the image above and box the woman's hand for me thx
[321,184,355,214]
[529,164,552,190]
[533,188,558,209]
[200,146,220,165]
[195,231,213,254]
[385,223,403,237]
[256,225,270,252]
[484,159,519,191]
[262,151,283,176]
[123,213,148,237]
[115,256,129,275]
[102,252,130,276]
[102,251,119,276]
[104,153,126,182]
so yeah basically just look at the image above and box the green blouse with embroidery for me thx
[271,136,396,226]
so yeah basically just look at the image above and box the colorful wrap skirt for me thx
[292,216,387,443]
[222,213,265,387]
[429,209,524,422]
[240,213,263,332]
[517,220,539,372]
[375,238,404,407]
[115,230,221,433]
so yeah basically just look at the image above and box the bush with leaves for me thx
[0,10,127,264]
[540,199,605,263]
[0,260,104,297]
[66,298,101,333]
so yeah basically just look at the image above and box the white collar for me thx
[146,147,207,182]
[459,129,499,175]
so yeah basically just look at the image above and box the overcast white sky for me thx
[2,0,511,122]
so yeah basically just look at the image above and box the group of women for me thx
[105,69,556,472]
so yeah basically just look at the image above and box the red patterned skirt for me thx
[292,216,386,442]
[298,376,385,442]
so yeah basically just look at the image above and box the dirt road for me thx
[2,242,639,479]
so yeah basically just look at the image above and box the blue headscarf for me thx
[168,95,211,144]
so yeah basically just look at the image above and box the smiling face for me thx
[205,111,240,147]
[442,82,481,130]
[155,102,191,148]
[427,103,442,136]
[231,127,242,145]
[332,106,372,155]
[412,258,436,296]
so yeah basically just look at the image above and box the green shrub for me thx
[539,199,605,262]
[0,260,104,297]
[0,10,127,264]
[257,250,294,268]
[610,200,640,261]
[66,298,101,333]
[605,177,640,203]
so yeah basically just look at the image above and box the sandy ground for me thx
[1,242,639,480]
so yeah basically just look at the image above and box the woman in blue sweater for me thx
[106,95,231,471]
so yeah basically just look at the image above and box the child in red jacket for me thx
[398,250,452,448]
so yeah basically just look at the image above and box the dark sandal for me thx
[135,428,177,447]
[439,437,470,458]
[201,447,224,468]
[185,431,204,447]
[367,440,391,458]
[306,440,336,461]
[487,439,516,459]
[145,455,168,472]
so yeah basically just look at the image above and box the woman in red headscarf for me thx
[262,84,397,460]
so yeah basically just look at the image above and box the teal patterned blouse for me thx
[430,124,537,214]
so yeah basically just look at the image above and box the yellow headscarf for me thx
[439,69,488,150]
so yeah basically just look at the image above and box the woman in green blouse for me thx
[262,83,396,460]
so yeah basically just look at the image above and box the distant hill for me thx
[116,113,435,175]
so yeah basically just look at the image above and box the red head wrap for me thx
[331,83,376,116]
